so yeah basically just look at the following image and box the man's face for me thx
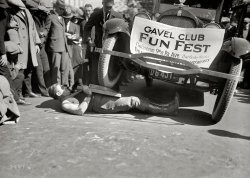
[103,4,112,13]
[55,84,65,97]
[55,6,65,16]
[84,6,93,18]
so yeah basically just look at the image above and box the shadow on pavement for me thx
[85,112,185,126]
[234,89,250,104]
[208,129,250,141]
[171,108,215,126]
[86,108,214,127]
[36,99,62,113]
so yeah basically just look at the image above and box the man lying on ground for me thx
[48,83,179,116]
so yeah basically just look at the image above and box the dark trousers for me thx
[20,59,35,95]
[36,47,50,94]
[89,52,99,85]
[47,51,70,86]
[0,65,24,101]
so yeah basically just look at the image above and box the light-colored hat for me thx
[7,0,26,8]
[40,0,53,8]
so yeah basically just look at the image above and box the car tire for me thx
[98,35,123,88]
[212,59,242,123]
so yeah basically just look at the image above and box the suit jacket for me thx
[44,13,69,55]
[11,9,40,69]
[83,8,123,48]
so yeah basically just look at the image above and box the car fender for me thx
[222,37,250,58]
[103,18,130,37]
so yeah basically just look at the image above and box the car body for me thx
[96,0,250,123]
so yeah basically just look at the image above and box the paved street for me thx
[0,79,250,178]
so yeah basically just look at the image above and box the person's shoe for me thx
[18,93,25,100]
[28,92,40,98]
[16,99,32,105]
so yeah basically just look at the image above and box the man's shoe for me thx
[16,99,32,105]
[28,92,40,98]
[18,93,25,100]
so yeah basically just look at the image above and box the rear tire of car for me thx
[98,35,123,88]
[212,59,242,123]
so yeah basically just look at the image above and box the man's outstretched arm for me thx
[61,96,92,115]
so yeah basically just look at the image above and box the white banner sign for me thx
[130,17,225,68]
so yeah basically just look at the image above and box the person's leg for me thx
[90,52,99,85]
[92,95,135,114]
[93,94,179,115]
[82,62,90,85]
[36,50,49,96]
[61,51,71,86]
[12,71,24,98]
[0,65,19,101]
[40,47,51,88]
[73,63,83,87]
[68,59,75,89]
[49,52,62,85]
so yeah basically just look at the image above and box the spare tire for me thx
[98,35,123,88]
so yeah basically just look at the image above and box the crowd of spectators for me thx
[0,0,141,124]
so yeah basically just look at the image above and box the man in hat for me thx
[48,83,179,116]
[82,0,123,85]
[5,0,41,98]
[28,1,51,97]
[42,0,71,88]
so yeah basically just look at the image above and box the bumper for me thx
[95,47,243,81]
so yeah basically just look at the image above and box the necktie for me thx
[105,12,110,21]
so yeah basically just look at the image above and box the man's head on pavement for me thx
[48,84,70,100]
[54,0,65,16]
[48,84,92,100]
[102,0,114,13]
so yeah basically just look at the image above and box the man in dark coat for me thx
[29,3,51,97]
[0,0,30,105]
[82,0,123,85]
[42,0,71,87]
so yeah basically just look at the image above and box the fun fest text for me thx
[130,17,225,68]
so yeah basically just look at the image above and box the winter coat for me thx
[11,9,41,69]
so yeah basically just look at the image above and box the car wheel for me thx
[212,59,242,123]
[98,35,123,88]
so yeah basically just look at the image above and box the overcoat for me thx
[12,9,41,69]
[83,8,123,48]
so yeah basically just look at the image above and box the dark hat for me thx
[102,0,114,6]
[30,5,50,14]
[54,0,65,9]
[0,0,9,8]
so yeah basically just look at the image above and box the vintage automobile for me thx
[96,0,250,123]
[227,1,250,89]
